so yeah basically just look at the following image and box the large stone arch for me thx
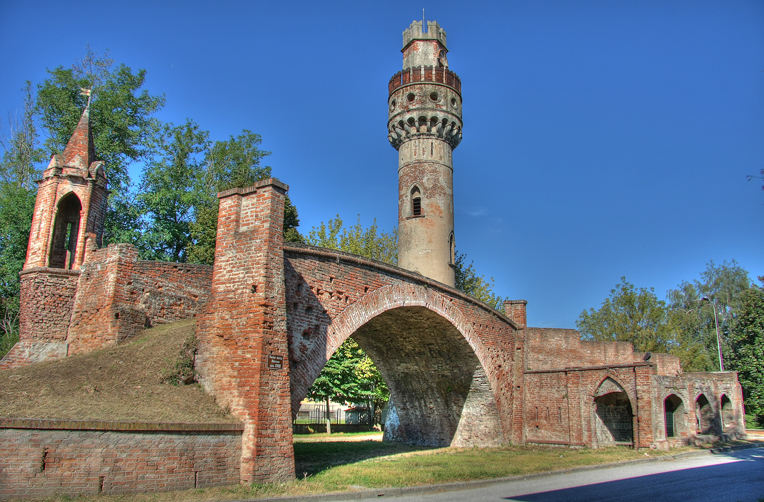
[289,283,506,447]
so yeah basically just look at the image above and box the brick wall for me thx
[0,269,80,370]
[0,419,242,500]
[66,244,212,355]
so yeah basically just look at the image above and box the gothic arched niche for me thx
[593,377,633,445]
[48,192,82,269]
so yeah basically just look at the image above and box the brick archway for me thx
[287,282,504,447]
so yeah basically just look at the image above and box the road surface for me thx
[349,447,764,502]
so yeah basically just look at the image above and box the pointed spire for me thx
[62,99,96,169]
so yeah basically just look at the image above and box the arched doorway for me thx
[664,394,685,438]
[720,395,734,431]
[696,394,713,434]
[48,193,82,269]
[593,378,633,445]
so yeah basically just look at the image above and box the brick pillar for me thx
[195,179,294,483]
[504,299,527,329]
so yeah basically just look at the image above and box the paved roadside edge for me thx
[234,442,763,502]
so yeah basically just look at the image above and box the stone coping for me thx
[0,418,244,433]
[217,178,289,199]
[19,267,81,277]
[283,242,519,330]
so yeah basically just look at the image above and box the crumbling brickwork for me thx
[67,244,212,355]
[0,420,242,500]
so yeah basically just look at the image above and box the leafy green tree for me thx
[35,47,165,243]
[0,83,45,356]
[137,120,209,262]
[307,215,397,265]
[577,277,674,353]
[666,261,751,371]
[728,286,764,426]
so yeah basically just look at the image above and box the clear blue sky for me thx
[2,1,763,329]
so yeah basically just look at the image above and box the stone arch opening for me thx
[720,394,734,431]
[48,192,82,269]
[593,377,633,445]
[664,394,686,438]
[696,394,713,434]
[287,281,507,449]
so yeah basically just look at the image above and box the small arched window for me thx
[411,186,422,217]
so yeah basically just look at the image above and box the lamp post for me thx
[700,296,724,371]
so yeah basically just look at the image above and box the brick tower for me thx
[24,100,108,271]
[388,20,462,287]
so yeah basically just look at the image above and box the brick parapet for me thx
[0,418,243,432]
[0,426,241,500]
[66,244,212,356]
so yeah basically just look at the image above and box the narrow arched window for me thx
[449,232,455,264]
[49,193,82,269]
[411,187,422,216]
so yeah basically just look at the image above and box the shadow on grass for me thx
[293,440,437,477]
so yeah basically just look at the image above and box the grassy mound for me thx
[0,319,238,424]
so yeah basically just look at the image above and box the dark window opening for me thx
[49,193,82,269]
[411,186,422,217]
[664,394,684,438]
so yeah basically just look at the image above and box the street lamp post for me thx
[700,296,724,372]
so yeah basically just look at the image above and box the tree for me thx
[577,277,674,353]
[728,286,764,426]
[0,83,45,356]
[454,251,506,311]
[186,130,301,265]
[137,120,209,262]
[666,261,751,371]
[35,47,165,243]
[307,215,397,265]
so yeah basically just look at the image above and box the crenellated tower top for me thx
[402,21,449,70]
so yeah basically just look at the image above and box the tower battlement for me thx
[403,20,447,49]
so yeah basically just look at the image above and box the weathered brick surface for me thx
[522,327,745,449]
[283,245,518,449]
[0,421,241,500]
[195,179,295,484]
[66,244,212,355]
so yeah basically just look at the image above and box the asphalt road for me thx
[348,447,764,502]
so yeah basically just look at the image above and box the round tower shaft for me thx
[388,20,463,287]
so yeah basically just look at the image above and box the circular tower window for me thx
[450,97,458,108]
[407,92,416,102]
[430,91,439,101]
[389,99,396,112]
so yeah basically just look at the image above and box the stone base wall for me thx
[0,420,242,501]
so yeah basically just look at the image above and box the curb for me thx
[233,442,764,502]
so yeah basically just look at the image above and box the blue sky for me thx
[1,1,763,329]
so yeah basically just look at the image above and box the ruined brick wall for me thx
[652,372,746,446]
[0,269,80,370]
[195,180,294,484]
[0,420,241,500]
[522,327,663,448]
[66,244,212,355]
[283,244,520,448]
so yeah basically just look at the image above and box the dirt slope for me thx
[0,319,238,424]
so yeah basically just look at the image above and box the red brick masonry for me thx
[0,419,242,500]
